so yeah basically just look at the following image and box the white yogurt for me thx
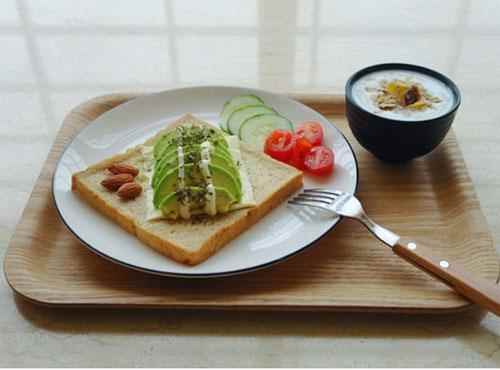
[352,69,455,121]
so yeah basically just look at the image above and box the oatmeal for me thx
[352,70,455,121]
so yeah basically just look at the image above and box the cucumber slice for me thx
[239,113,293,150]
[227,104,275,135]
[219,95,264,132]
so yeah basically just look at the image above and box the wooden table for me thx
[1,0,500,367]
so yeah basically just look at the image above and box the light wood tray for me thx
[4,93,498,312]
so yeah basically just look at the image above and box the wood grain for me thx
[393,239,500,315]
[3,93,499,312]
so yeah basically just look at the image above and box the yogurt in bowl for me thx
[352,69,456,121]
[345,63,461,162]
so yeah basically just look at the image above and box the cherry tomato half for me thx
[289,135,313,170]
[296,121,324,146]
[304,146,334,176]
[264,129,294,162]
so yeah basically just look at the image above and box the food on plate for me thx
[149,124,250,220]
[352,69,454,121]
[219,95,264,132]
[108,163,139,177]
[219,95,293,149]
[289,135,313,170]
[221,96,334,177]
[296,121,323,146]
[264,120,334,177]
[264,129,294,162]
[117,182,143,200]
[101,173,135,191]
[72,114,302,265]
[304,146,334,176]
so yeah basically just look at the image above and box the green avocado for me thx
[159,187,207,216]
[159,186,236,217]
[154,143,232,179]
[154,125,228,160]
[158,192,177,217]
[214,187,237,213]
[153,164,198,209]
[153,148,240,189]
[209,164,241,201]
[151,125,242,217]
[153,131,177,159]
[153,162,241,211]
[153,142,238,188]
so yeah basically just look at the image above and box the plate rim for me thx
[52,86,359,278]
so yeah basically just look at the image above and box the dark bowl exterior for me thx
[346,100,456,162]
[345,63,461,162]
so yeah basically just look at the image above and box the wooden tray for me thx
[4,93,498,312]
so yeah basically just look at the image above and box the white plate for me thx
[53,86,358,277]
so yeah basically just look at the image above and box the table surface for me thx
[2,0,500,367]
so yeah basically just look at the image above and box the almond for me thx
[101,174,134,191]
[108,163,139,177]
[117,182,142,200]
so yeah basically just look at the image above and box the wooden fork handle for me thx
[393,239,500,315]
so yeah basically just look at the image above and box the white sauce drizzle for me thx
[177,142,191,219]
[200,141,216,216]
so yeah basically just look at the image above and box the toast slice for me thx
[72,114,303,265]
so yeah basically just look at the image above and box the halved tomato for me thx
[289,135,313,170]
[264,129,294,162]
[296,121,324,146]
[304,146,334,176]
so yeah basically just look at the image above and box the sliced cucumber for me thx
[239,113,293,150]
[227,104,275,135]
[219,95,264,132]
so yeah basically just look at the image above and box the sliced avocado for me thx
[153,148,241,189]
[158,192,178,217]
[151,125,245,216]
[155,125,229,160]
[152,149,197,188]
[155,141,231,173]
[215,187,237,213]
[152,144,237,189]
[153,167,179,209]
[159,186,207,217]
[159,186,237,216]
[153,131,177,159]
[210,164,241,202]
[211,153,239,181]
[153,164,200,209]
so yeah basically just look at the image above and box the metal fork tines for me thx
[289,189,400,247]
[289,189,343,211]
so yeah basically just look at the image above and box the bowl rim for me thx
[345,63,461,125]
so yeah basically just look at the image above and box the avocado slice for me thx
[165,140,231,161]
[154,163,241,211]
[159,186,207,216]
[154,126,229,160]
[158,192,178,218]
[153,150,240,189]
[153,164,201,209]
[210,164,241,202]
[159,186,236,217]
[151,125,244,217]
[159,187,237,214]
[153,167,179,209]
[215,187,237,213]
[152,145,238,189]
[156,143,232,171]
[153,131,177,159]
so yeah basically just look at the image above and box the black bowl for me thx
[345,63,461,162]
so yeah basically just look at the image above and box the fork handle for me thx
[393,239,500,315]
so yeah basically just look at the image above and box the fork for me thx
[289,189,500,316]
